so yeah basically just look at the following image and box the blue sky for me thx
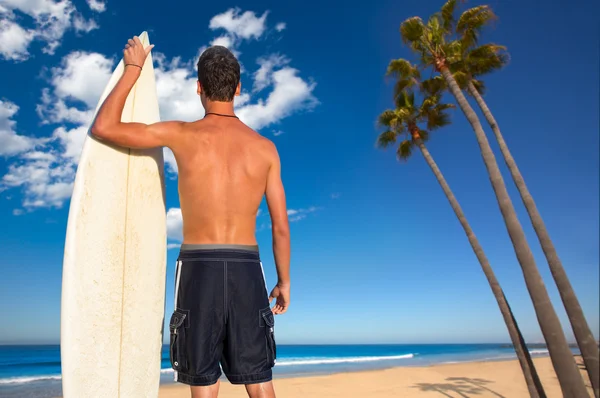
[0,0,598,345]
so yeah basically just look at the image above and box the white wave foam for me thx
[0,353,415,384]
[0,374,62,385]
[274,354,414,366]
[529,349,550,355]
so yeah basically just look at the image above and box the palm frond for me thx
[444,39,464,64]
[426,15,447,51]
[395,90,416,110]
[457,5,497,48]
[440,0,459,32]
[387,59,421,97]
[434,103,455,112]
[457,5,497,33]
[467,43,507,59]
[378,110,397,127]
[394,79,415,99]
[466,44,509,76]
[400,17,426,44]
[421,76,447,96]
[420,95,440,112]
[470,78,486,95]
[426,108,453,130]
[394,107,413,123]
[376,130,398,149]
[386,59,419,78]
[397,139,414,161]
[452,70,470,89]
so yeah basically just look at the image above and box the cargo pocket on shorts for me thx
[169,309,188,372]
[260,307,277,367]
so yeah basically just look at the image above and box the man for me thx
[91,36,291,398]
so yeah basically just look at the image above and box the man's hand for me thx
[123,36,154,69]
[269,283,290,315]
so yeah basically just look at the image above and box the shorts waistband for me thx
[178,244,260,261]
[180,244,259,252]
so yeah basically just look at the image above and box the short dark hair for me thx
[197,46,240,102]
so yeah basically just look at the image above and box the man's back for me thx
[174,115,273,244]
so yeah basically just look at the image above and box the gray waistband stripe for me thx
[180,244,259,252]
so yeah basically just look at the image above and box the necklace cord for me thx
[204,112,238,119]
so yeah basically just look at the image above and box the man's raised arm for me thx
[90,35,181,149]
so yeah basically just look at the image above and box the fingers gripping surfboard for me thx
[60,32,167,398]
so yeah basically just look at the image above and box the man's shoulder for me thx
[233,124,277,150]
[253,132,278,156]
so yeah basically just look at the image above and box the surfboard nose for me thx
[138,31,150,45]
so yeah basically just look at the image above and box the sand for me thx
[157,356,594,398]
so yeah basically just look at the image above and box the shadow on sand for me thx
[412,377,506,398]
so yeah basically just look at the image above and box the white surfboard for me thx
[60,32,167,398]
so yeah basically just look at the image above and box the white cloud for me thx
[153,53,204,122]
[72,14,98,33]
[256,206,319,230]
[0,0,99,60]
[0,19,35,61]
[52,125,88,162]
[86,0,105,12]
[206,8,269,57]
[37,51,112,125]
[275,22,286,32]
[166,207,183,242]
[1,125,89,210]
[0,122,85,210]
[210,35,234,49]
[0,100,39,156]
[235,92,251,108]
[287,206,319,222]
[209,8,268,40]
[273,130,284,136]
[0,50,106,210]
[253,54,288,92]
[237,66,317,130]
[331,192,341,199]
[51,51,114,108]
[37,94,94,126]
[1,150,75,209]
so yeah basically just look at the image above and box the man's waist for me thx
[180,243,258,252]
[178,244,260,261]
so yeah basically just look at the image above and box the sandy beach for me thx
[157,356,593,398]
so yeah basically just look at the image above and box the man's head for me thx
[197,46,241,104]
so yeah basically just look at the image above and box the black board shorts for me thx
[169,244,276,386]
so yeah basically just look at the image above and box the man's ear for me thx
[197,80,202,96]
[235,82,241,97]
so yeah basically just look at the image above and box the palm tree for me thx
[377,76,545,397]
[396,2,589,395]
[450,18,599,397]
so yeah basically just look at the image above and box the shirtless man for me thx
[91,36,290,398]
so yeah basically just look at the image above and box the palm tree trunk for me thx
[438,65,589,397]
[467,81,599,397]
[414,135,545,397]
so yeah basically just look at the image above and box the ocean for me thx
[0,344,565,398]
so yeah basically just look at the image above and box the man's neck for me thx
[204,101,236,117]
